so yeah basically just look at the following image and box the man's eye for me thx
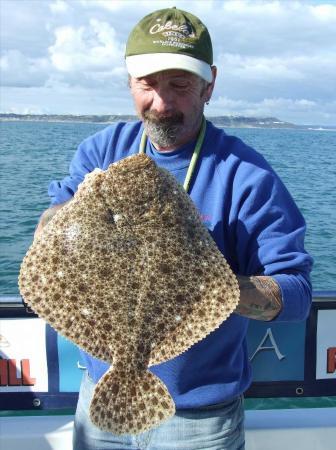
[140,83,154,91]
[172,83,188,90]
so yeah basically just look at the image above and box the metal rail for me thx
[1,291,335,306]
[0,291,335,316]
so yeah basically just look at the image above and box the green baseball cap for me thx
[125,7,213,82]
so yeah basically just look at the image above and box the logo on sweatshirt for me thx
[201,214,212,227]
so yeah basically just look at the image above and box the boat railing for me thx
[1,290,335,310]
[1,291,336,412]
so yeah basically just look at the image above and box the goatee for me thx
[142,110,184,148]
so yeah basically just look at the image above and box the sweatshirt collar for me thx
[145,138,197,170]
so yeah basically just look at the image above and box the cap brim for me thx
[125,53,212,83]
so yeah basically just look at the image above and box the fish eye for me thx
[106,209,115,224]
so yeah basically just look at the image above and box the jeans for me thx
[73,371,245,450]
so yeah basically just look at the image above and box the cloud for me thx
[310,3,336,21]
[219,54,304,81]
[215,52,336,104]
[1,0,53,58]
[208,1,336,59]
[49,19,124,72]
[50,0,69,14]
[1,0,335,125]
[0,50,51,87]
[46,19,126,89]
[208,96,336,125]
[0,84,132,115]
[78,0,129,12]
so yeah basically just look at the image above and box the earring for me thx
[206,101,210,105]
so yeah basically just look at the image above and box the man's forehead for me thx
[135,69,199,81]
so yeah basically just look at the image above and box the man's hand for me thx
[34,200,71,240]
[235,275,282,321]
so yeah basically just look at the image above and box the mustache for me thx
[143,110,184,126]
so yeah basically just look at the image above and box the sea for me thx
[0,120,335,295]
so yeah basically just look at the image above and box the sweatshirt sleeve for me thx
[232,158,313,322]
[48,128,111,205]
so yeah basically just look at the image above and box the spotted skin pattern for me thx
[19,154,240,435]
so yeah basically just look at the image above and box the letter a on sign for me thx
[250,328,285,362]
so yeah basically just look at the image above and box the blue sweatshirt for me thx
[49,120,313,408]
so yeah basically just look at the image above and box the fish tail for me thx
[89,367,175,435]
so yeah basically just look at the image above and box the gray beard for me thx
[143,121,182,148]
[142,110,184,148]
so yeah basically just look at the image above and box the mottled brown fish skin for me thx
[90,366,175,434]
[19,154,240,435]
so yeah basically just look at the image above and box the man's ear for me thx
[205,66,217,101]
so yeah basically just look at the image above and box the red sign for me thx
[327,348,336,374]
[0,359,36,386]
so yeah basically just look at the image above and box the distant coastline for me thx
[0,113,334,130]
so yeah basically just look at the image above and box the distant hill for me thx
[0,113,300,128]
[207,116,298,128]
[0,113,136,124]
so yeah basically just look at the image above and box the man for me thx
[35,7,313,450]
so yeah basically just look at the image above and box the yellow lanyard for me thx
[138,116,206,193]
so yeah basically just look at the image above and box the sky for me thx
[1,0,336,125]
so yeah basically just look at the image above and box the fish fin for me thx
[149,264,240,366]
[89,367,175,435]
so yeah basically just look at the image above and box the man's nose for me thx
[151,88,174,114]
